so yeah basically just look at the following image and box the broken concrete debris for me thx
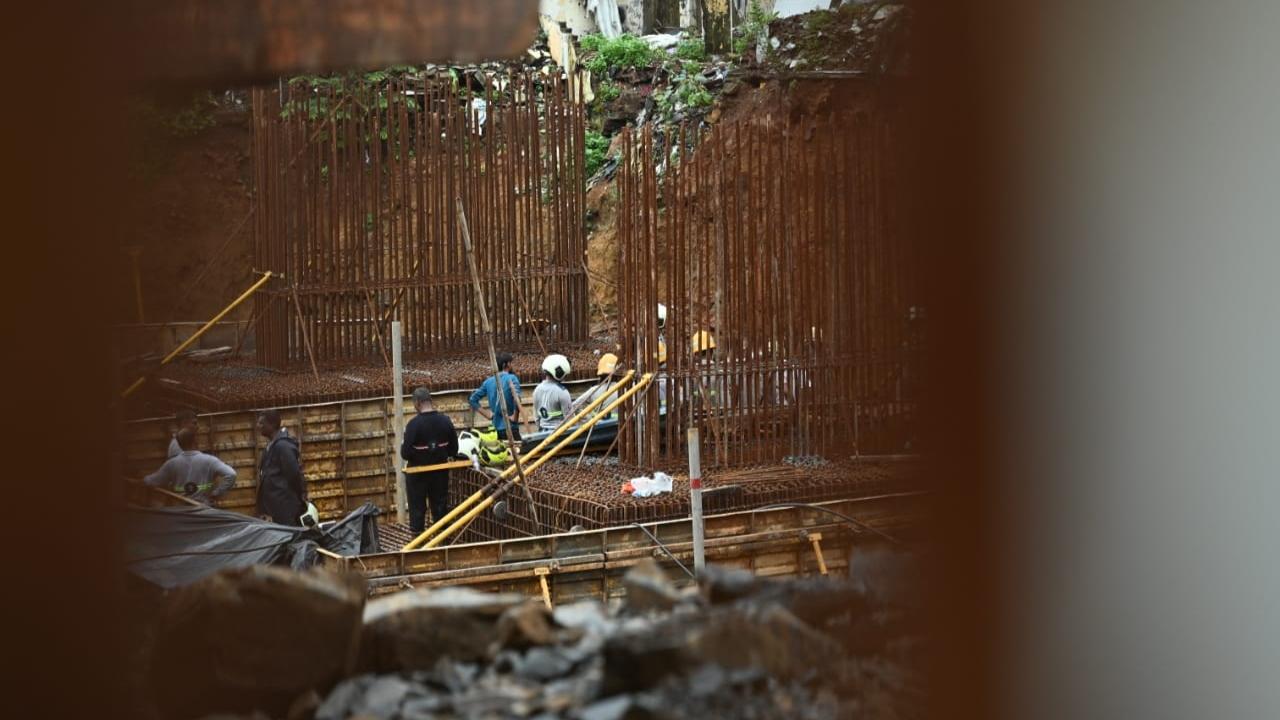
[129,554,920,719]
[146,566,365,720]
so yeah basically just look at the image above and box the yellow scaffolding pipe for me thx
[120,271,276,399]
[402,370,636,550]
[420,373,654,550]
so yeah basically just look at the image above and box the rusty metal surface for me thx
[148,344,608,412]
[614,103,920,468]
[131,0,540,82]
[251,68,588,369]
[444,456,922,542]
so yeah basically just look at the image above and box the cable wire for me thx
[751,502,902,545]
[630,523,696,579]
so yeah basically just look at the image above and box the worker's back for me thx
[533,378,572,431]
[144,450,237,503]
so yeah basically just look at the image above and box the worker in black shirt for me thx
[255,409,307,525]
[401,387,460,533]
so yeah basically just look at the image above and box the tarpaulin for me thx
[125,502,382,589]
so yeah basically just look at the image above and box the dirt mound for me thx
[767,2,913,74]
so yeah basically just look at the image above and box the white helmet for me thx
[656,303,668,330]
[542,353,571,381]
[456,430,480,463]
[299,502,320,528]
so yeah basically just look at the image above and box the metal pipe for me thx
[688,426,705,574]
[120,271,275,399]
[392,320,407,525]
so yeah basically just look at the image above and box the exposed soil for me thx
[766,3,913,74]
[119,97,253,325]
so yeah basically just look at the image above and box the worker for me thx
[656,303,668,339]
[168,408,198,458]
[534,353,573,431]
[692,329,716,362]
[571,353,620,419]
[656,341,668,412]
[691,329,721,409]
[144,427,236,505]
[468,351,523,441]
[254,409,307,526]
[400,387,459,534]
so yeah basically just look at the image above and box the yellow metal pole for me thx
[402,370,636,550]
[421,374,653,549]
[402,459,475,474]
[120,271,275,399]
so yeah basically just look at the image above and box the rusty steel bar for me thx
[251,69,587,370]
[614,98,916,469]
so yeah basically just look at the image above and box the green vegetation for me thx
[656,73,713,116]
[584,131,612,178]
[580,34,657,76]
[674,38,706,62]
[733,0,779,56]
[805,10,834,31]
[596,80,621,104]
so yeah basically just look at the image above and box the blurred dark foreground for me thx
[124,551,923,720]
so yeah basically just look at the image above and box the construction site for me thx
[114,2,928,718]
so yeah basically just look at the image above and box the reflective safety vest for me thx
[475,427,510,466]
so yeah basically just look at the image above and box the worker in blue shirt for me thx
[468,351,523,441]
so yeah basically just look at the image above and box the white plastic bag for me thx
[629,471,673,498]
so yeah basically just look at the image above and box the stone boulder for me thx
[149,566,365,719]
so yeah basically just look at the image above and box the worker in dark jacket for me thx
[255,409,306,526]
[401,387,460,533]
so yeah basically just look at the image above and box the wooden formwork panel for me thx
[331,494,925,603]
[123,383,591,521]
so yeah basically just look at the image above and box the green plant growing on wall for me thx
[584,131,612,179]
[596,80,621,103]
[580,34,656,76]
[733,0,778,56]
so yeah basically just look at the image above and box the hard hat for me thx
[299,502,320,528]
[456,430,480,463]
[656,303,668,330]
[691,330,716,354]
[657,341,668,365]
[596,353,618,376]
[542,353,571,381]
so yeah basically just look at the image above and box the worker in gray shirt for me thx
[146,427,237,505]
[534,354,573,431]
[167,408,198,458]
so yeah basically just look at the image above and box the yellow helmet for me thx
[691,330,716,354]
[596,352,619,376]
[657,341,668,365]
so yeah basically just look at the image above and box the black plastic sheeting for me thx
[124,503,382,589]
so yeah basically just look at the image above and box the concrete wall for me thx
[539,0,599,36]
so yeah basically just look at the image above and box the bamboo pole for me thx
[121,271,275,399]
[421,373,653,549]
[402,370,635,550]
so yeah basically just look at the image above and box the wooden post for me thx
[291,283,320,382]
[392,320,407,525]
[456,198,531,488]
